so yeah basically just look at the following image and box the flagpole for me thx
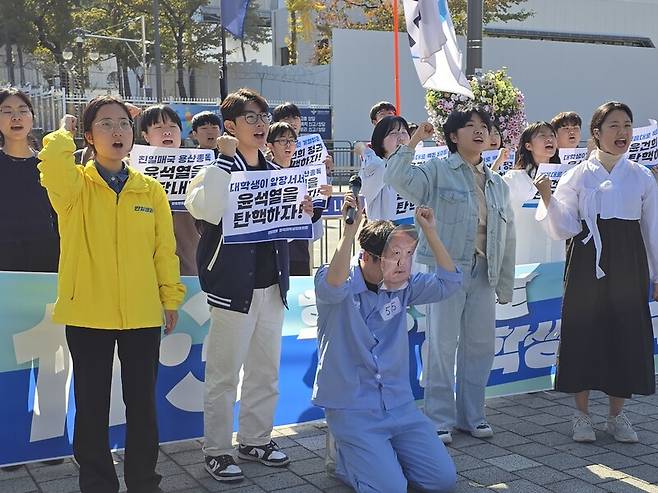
[392,0,401,114]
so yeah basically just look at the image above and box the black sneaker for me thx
[204,454,243,482]
[238,440,290,467]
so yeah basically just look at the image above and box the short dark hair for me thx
[267,121,297,144]
[369,101,397,122]
[514,122,560,173]
[82,95,134,152]
[590,101,633,148]
[0,87,34,146]
[192,111,222,132]
[272,102,301,122]
[551,111,582,130]
[371,116,411,158]
[359,219,396,258]
[442,107,492,153]
[221,88,269,123]
[139,104,182,133]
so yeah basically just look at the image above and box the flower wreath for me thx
[425,68,527,147]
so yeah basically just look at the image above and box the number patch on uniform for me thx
[380,297,402,321]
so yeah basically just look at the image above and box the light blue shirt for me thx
[312,263,462,410]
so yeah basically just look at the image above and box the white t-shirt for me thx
[503,169,565,265]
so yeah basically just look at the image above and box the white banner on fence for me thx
[559,147,588,166]
[130,144,215,210]
[291,134,328,168]
[627,119,658,167]
[223,168,312,243]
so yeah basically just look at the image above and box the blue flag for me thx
[221,0,251,39]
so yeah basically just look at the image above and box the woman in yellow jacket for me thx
[38,95,185,493]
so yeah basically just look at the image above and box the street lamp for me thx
[71,20,154,99]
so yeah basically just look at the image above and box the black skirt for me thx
[556,217,656,398]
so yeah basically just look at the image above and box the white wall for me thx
[489,0,658,39]
[331,28,658,142]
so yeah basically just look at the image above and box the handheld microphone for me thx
[346,175,362,225]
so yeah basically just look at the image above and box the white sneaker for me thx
[607,412,639,443]
[572,412,596,442]
[470,423,494,439]
[437,430,452,444]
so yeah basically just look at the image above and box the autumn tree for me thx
[285,0,324,64]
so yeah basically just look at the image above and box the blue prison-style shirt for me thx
[312,263,462,411]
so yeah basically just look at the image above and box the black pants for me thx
[66,326,162,493]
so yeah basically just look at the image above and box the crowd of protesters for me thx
[1,85,656,493]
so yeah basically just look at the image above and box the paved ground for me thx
[2,383,658,493]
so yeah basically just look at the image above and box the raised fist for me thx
[60,114,77,134]
[414,122,435,141]
[217,135,239,157]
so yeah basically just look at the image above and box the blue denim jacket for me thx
[384,146,516,302]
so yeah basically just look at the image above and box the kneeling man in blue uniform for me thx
[313,193,462,493]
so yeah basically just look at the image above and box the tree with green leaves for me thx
[235,1,272,62]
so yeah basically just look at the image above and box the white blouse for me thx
[536,157,658,281]
[358,147,399,221]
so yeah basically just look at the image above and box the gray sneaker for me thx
[572,412,596,442]
[607,412,639,443]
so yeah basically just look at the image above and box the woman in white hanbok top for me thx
[534,102,658,444]
[503,122,565,265]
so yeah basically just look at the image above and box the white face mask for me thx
[378,225,419,291]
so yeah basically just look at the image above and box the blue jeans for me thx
[424,255,496,431]
[325,401,456,493]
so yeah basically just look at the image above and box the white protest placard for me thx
[301,164,328,209]
[411,145,450,165]
[393,195,416,224]
[223,168,312,244]
[627,119,658,167]
[536,162,578,193]
[291,133,328,167]
[559,147,588,165]
[482,149,516,175]
[130,144,215,211]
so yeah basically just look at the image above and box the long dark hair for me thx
[514,122,560,175]
[371,116,410,158]
[0,88,35,147]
